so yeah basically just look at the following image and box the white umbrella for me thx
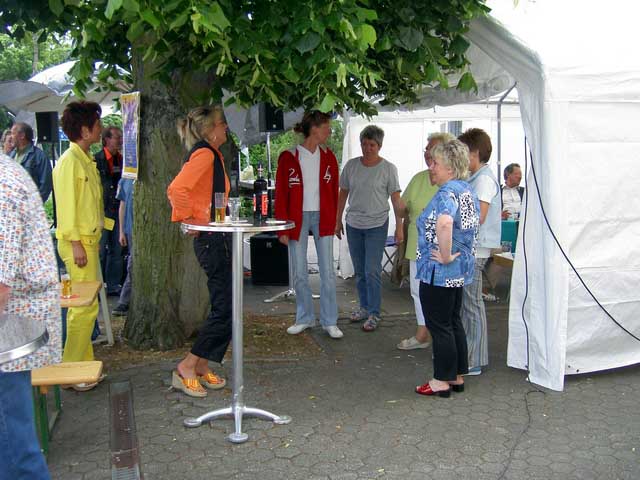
[0,61,130,114]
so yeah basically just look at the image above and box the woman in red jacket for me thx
[274,111,342,339]
[167,105,230,398]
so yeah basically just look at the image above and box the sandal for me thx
[350,308,368,323]
[362,315,380,332]
[198,371,226,390]
[171,371,207,398]
[397,336,430,350]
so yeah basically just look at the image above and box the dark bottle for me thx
[267,172,273,218]
[253,163,268,221]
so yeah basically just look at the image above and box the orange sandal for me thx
[171,371,207,398]
[198,371,226,390]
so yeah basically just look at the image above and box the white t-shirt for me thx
[474,174,499,259]
[297,145,320,211]
[502,186,522,216]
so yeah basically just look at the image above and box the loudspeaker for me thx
[258,103,284,132]
[36,112,59,143]
[250,233,289,285]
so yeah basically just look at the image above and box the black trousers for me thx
[419,281,469,381]
[191,233,232,363]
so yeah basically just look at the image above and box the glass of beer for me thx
[214,192,227,223]
[61,273,72,298]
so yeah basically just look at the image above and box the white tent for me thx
[342,0,640,391]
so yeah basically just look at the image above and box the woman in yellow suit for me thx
[53,101,104,390]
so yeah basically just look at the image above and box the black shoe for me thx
[112,305,128,316]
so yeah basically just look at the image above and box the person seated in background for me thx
[1,128,14,154]
[501,163,523,219]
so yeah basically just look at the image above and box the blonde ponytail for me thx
[176,105,225,150]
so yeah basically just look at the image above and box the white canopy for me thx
[342,0,640,391]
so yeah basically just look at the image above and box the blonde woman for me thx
[167,106,230,397]
[415,140,480,397]
[397,132,455,350]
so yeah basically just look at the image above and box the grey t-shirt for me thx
[340,156,401,229]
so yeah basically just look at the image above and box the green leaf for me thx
[105,0,123,20]
[126,20,146,43]
[335,63,347,87]
[425,62,440,83]
[141,9,161,29]
[396,26,424,51]
[49,0,64,16]
[169,11,189,30]
[450,36,470,55]
[339,18,357,40]
[357,24,376,50]
[318,93,337,112]
[122,0,140,13]
[456,71,477,92]
[355,8,377,21]
[294,32,321,54]
[201,2,231,31]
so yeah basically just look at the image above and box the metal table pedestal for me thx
[181,218,294,443]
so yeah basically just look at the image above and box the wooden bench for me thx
[31,361,103,454]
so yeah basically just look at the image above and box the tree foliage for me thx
[3,0,487,115]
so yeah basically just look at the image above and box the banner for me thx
[121,92,140,179]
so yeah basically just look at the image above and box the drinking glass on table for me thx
[228,197,241,222]
[214,192,227,223]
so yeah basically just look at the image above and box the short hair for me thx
[458,128,492,164]
[359,125,384,147]
[293,110,332,138]
[503,163,521,181]
[101,126,122,146]
[427,132,455,144]
[431,139,470,180]
[176,105,226,150]
[61,101,102,142]
[13,122,34,142]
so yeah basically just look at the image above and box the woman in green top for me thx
[397,132,455,350]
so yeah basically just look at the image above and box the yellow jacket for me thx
[53,142,104,243]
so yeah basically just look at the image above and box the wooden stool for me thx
[31,361,103,454]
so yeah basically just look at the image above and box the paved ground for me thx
[47,274,640,479]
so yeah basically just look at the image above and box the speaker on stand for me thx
[36,111,59,144]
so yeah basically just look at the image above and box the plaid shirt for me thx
[0,154,61,372]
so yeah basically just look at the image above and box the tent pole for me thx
[497,83,517,182]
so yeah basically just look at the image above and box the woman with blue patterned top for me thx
[414,140,480,397]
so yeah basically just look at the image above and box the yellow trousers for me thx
[58,239,100,362]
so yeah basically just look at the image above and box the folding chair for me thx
[382,235,397,280]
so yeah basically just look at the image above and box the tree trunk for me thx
[123,50,230,349]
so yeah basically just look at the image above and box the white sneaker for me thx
[323,325,344,339]
[287,323,312,335]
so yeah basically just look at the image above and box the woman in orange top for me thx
[167,105,231,397]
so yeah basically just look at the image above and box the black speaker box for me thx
[36,112,59,143]
[250,233,289,285]
[258,103,284,132]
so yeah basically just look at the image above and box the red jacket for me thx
[274,145,339,241]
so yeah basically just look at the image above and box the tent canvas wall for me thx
[341,0,640,391]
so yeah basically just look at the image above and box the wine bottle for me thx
[253,163,268,221]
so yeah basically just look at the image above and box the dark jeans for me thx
[419,281,468,381]
[117,233,133,308]
[99,215,123,293]
[0,371,50,480]
[191,233,232,363]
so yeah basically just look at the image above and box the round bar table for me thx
[0,314,48,365]
[181,218,294,443]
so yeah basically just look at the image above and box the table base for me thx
[184,405,291,444]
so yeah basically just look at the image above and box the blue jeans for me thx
[289,211,338,327]
[117,233,133,308]
[346,220,388,316]
[99,215,123,294]
[0,371,50,480]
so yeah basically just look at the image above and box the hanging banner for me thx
[121,92,140,179]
